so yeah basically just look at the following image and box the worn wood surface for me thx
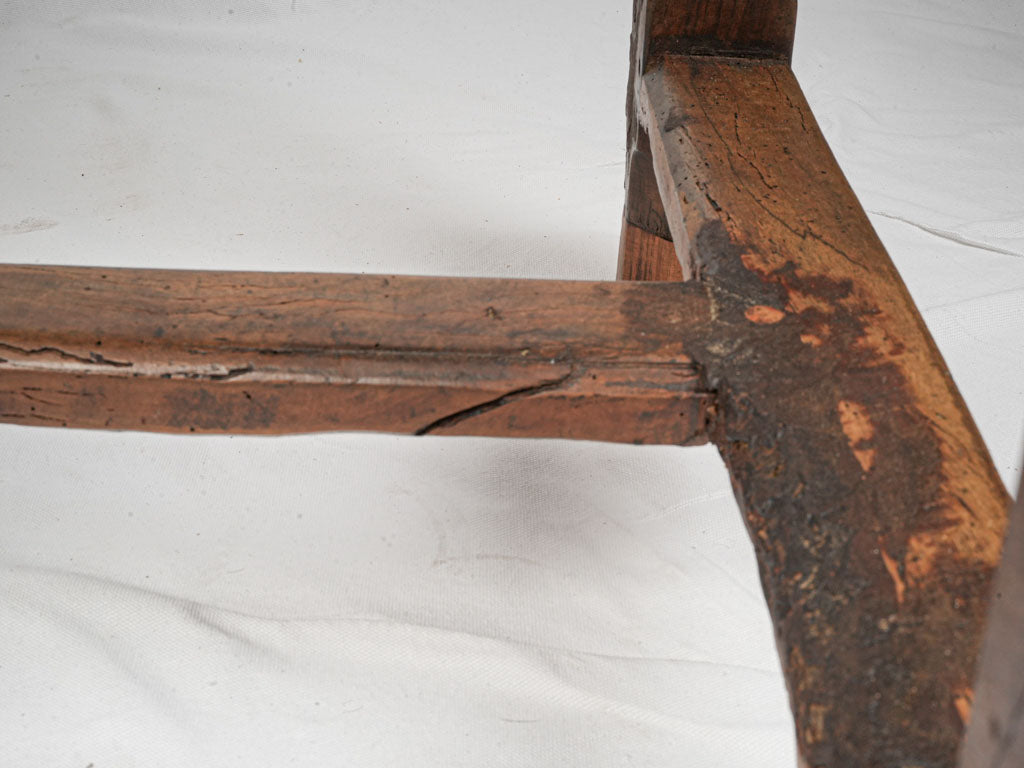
[618,0,796,281]
[619,5,677,280]
[641,0,797,62]
[618,216,683,281]
[1,4,1010,766]
[0,265,714,444]
[639,53,1010,768]
[960,471,1024,768]
[619,119,682,280]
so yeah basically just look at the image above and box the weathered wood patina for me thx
[620,2,1011,766]
[0,2,1012,767]
[0,266,714,444]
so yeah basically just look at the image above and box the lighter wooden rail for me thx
[0,266,714,444]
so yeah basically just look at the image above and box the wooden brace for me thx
[0,2,1013,767]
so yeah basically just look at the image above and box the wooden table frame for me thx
[1,2,1014,766]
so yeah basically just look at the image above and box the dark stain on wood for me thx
[638,46,1009,768]
[690,226,998,767]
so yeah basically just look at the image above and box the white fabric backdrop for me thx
[1,2,1021,766]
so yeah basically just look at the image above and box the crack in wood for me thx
[0,341,133,368]
[414,370,575,436]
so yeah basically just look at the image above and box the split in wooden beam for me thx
[0,265,714,445]
[620,2,1011,765]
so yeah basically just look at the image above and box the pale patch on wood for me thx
[904,532,941,583]
[853,448,876,473]
[805,703,828,745]
[855,321,904,361]
[879,546,906,605]
[837,399,876,472]
[799,332,823,347]
[954,687,973,726]
[745,305,786,324]
[783,289,834,316]
[904,444,1006,586]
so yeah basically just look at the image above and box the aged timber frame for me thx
[0,2,1014,767]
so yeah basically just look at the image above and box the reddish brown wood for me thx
[0,265,714,444]
[638,51,1010,768]
[618,216,683,281]
[619,7,678,281]
[618,0,796,281]
[0,5,1011,767]
[960,471,1024,768]
[640,0,797,62]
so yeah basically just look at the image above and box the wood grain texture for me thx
[620,118,683,280]
[960,471,1024,768]
[640,54,1010,768]
[0,265,714,444]
[625,0,797,162]
[618,216,683,281]
[618,1,796,281]
[642,0,797,61]
[621,3,677,279]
